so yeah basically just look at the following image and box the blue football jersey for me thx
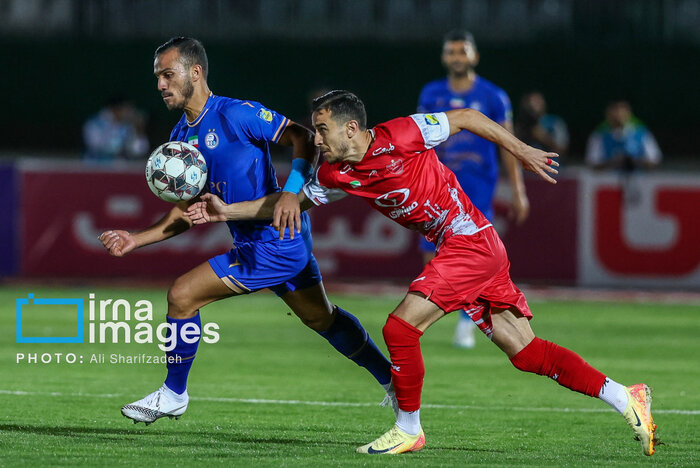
[417,76,512,220]
[169,94,298,243]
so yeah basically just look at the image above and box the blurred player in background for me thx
[515,91,569,156]
[189,91,659,457]
[417,30,528,348]
[99,38,395,425]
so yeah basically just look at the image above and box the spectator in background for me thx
[83,95,149,162]
[515,91,569,156]
[585,100,661,171]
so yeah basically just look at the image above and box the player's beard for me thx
[327,140,350,163]
[170,79,195,111]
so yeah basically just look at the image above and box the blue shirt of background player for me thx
[170,94,310,244]
[417,76,512,220]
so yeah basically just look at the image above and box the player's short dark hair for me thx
[312,90,367,130]
[443,29,476,48]
[154,37,209,79]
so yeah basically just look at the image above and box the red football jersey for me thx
[304,113,492,247]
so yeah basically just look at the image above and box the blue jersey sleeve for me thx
[490,88,513,125]
[223,100,290,144]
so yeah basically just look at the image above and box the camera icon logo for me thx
[16,294,84,343]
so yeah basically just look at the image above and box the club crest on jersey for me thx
[205,131,219,149]
[386,159,404,175]
[257,108,273,123]
[424,114,439,125]
[449,98,466,108]
[372,142,395,156]
[187,135,199,148]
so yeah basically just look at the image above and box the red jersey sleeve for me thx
[380,113,450,153]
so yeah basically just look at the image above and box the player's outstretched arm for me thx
[445,108,560,184]
[274,122,317,236]
[98,201,194,257]
[186,191,315,239]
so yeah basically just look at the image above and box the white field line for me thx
[1,389,698,415]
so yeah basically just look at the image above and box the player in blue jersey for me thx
[417,30,529,349]
[98,37,395,424]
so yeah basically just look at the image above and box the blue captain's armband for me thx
[282,158,313,194]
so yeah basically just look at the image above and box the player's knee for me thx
[167,280,196,319]
[382,314,405,346]
[297,307,333,332]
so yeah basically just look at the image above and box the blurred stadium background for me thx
[1,0,699,289]
[2,1,700,465]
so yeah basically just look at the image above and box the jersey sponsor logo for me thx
[372,142,395,156]
[205,131,219,149]
[210,180,227,195]
[256,108,273,123]
[390,201,418,219]
[386,159,404,175]
[349,180,361,188]
[424,114,439,125]
[375,188,410,208]
[412,276,426,282]
[339,164,353,174]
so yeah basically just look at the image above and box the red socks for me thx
[510,337,607,397]
[383,314,424,412]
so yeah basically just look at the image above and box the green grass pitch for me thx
[1,286,698,466]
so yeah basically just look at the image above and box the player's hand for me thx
[509,191,530,225]
[98,230,137,257]
[272,191,301,240]
[186,193,229,224]
[517,145,559,184]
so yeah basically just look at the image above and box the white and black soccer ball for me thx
[145,141,208,203]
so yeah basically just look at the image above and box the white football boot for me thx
[121,384,188,425]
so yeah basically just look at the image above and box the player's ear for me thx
[191,64,202,82]
[470,50,480,67]
[346,120,359,138]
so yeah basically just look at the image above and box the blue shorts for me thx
[209,236,322,296]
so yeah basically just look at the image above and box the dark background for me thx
[2,0,699,163]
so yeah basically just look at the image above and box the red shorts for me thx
[408,227,531,339]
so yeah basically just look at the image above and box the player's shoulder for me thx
[473,76,506,94]
[374,116,421,139]
[215,96,281,125]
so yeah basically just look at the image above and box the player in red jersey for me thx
[186,91,659,456]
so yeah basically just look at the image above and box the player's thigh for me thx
[167,261,241,316]
[280,281,334,331]
[392,292,445,332]
[490,307,535,358]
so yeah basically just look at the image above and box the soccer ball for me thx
[145,141,208,203]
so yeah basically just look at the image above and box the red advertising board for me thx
[20,168,231,278]
[17,165,699,288]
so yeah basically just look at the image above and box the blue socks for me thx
[318,307,392,386]
[164,312,201,395]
